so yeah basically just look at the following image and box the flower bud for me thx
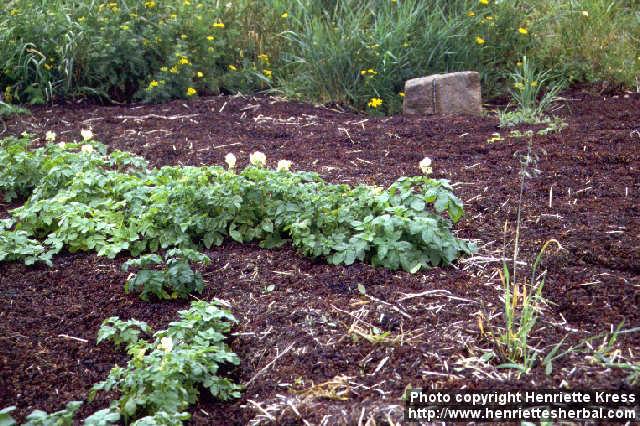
[276,159,292,171]
[249,151,267,167]
[225,152,236,169]
[419,157,433,175]
[80,129,94,141]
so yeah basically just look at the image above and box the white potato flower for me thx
[249,151,267,167]
[80,128,94,141]
[57,142,66,149]
[45,130,57,142]
[419,157,433,175]
[80,144,94,154]
[276,159,292,171]
[225,152,237,169]
[158,336,173,353]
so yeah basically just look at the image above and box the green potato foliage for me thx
[0,135,475,272]
[91,300,241,424]
[121,249,211,301]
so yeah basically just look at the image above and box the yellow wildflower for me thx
[197,71,204,78]
[149,80,159,88]
[144,1,156,8]
[180,34,188,40]
[475,36,485,45]
[531,81,538,87]
[170,66,178,73]
[228,64,237,71]
[258,53,269,63]
[467,11,475,17]
[207,35,214,41]
[160,66,168,72]
[213,22,225,28]
[479,0,489,4]
[281,12,288,18]
[186,87,197,96]
[179,57,190,65]
[518,27,528,35]
[399,92,405,97]
[263,69,272,78]
[367,97,383,108]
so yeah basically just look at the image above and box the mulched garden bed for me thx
[1,89,639,424]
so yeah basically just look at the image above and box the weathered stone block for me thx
[403,71,482,115]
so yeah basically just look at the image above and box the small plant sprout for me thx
[80,128,94,141]
[419,157,433,175]
[224,152,236,169]
[276,159,292,171]
[45,130,56,142]
[249,151,267,167]
[496,238,562,373]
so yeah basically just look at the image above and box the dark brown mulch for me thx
[1,90,639,425]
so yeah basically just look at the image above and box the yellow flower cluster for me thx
[146,79,165,90]
[367,97,383,108]
[360,68,378,76]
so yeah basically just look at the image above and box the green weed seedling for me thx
[499,56,565,127]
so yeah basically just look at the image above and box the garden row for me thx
[0,133,472,423]
[1,0,638,112]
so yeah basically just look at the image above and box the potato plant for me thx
[91,301,242,424]
[121,249,211,301]
[0,135,475,272]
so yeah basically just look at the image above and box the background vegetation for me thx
[1,0,638,113]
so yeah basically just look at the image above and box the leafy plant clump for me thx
[498,56,565,127]
[0,135,475,272]
[122,248,211,301]
[91,300,242,424]
[0,401,83,426]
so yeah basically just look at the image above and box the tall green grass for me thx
[1,0,637,110]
